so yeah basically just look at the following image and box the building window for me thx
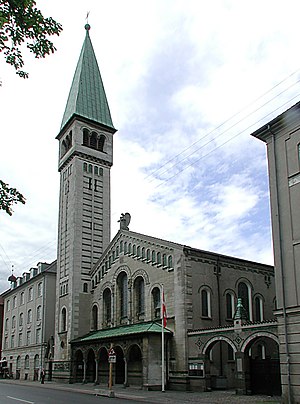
[255,296,264,322]
[36,305,42,321]
[163,254,167,267]
[11,334,15,348]
[134,277,145,317]
[168,255,173,268]
[201,288,211,318]
[16,356,21,369]
[83,282,88,293]
[146,249,150,261]
[12,315,16,329]
[20,292,24,305]
[28,287,33,301]
[37,282,43,297]
[5,318,9,331]
[151,250,156,263]
[4,337,8,349]
[157,252,161,265]
[19,313,23,327]
[27,309,32,324]
[92,305,98,330]
[238,281,251,320]
[226,292,235,319]
[152,287,161,319]
[13,296,16,308]
[103,288,112,324]
[36,328,41,344]
[7,300,10,311]
[26,331,31,346]
[118,272,128,319]
[61,308,67,332]
[25,355,30,369]
[18,333,22,347]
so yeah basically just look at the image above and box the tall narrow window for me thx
[61,308,67,332]
[118,272,128,319]
[92,305,98,330]
[36,305,42,321]
[25,354,29,369]
[238,282,250,320]
[83,128,89,146]
[201,288,211,318]
[152,287,161,319]
[103,288,112,324]
[98,135,105,151]
[135,277,145,317]
[27,309,32,324]
[226,292,234,319]
[19,313,23,327]
[255,296,264,322]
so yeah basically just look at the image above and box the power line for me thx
[144,67,300,183]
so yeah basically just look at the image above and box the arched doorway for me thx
[127,344,142,386]
[98,347,109,385]
[203,337,237,390]
[243,334,281,396]
[34,354,39,381]
[115,346,125,385]
[86,349,96,383]
[74,350,84,382]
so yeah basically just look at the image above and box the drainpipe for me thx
[215,258,223,376]
[267,124,292,404]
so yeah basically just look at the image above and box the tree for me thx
[0,0,62,78]
[0,180,26,215]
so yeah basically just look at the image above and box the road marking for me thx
[7,396,35,404]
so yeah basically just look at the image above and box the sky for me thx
[1,0,300,293]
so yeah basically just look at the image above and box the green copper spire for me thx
[61,24,114,130]
[234,298,248,321]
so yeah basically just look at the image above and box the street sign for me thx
[108,348,116,356]
[108,355,116,363]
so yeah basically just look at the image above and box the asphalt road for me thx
[0,382,141,404]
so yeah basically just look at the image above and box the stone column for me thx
[124,357,128,387]
[82,359,87,384]
[235,352,250,395]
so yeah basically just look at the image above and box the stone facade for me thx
[1,261,56,380]
[252,102,300,403]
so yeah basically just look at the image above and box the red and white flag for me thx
[162,291,167,328]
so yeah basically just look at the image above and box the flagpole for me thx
[161,285,165,392]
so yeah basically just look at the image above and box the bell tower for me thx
[54,24,116,363]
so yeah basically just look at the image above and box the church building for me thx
[1,25,282,396]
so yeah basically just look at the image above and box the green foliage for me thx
[0,180,26,215]
[0,0,62,78]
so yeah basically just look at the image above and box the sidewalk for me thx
[0,379,282,403]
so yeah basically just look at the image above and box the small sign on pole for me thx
[108,355,116,363]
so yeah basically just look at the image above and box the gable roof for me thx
[60,24,115,131]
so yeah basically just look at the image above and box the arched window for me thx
[168,255,173,268]
[200,288,211,318]
[163,254,167,267]
[12,315,16,329]
[255,296,264,322]
[124,242,128,254]
[137,246,141,257]
[92,305,98,330]
[226,292,234,319]
[28,287,33,301]
[83,128,89,146]
[103,288,112,324]
[151,250,156,263]
[98,135,105,151]
[19,313,23,327]
[152,287,161,319]
[61,307,67,332]
[5,318,8,330]
[238,281,251,320]
[34,354,39,369]
[134,277,145,318]
[120,241,123,253]
[142,247,145,259]
[25,355,29,369]
[36,305,42,321]
[133,244,136,256]
[118,272,128,319]
[146,249,150,261]
[27,309,32,324]
[90,132,97,149]
[83,282,88,293]
[128,243,132,254]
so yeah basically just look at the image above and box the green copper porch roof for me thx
[61,24,114,131]
[71,322,172,344]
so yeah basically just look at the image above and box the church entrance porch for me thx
[70,321,172,389]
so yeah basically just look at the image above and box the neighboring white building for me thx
[1,261,56,380]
